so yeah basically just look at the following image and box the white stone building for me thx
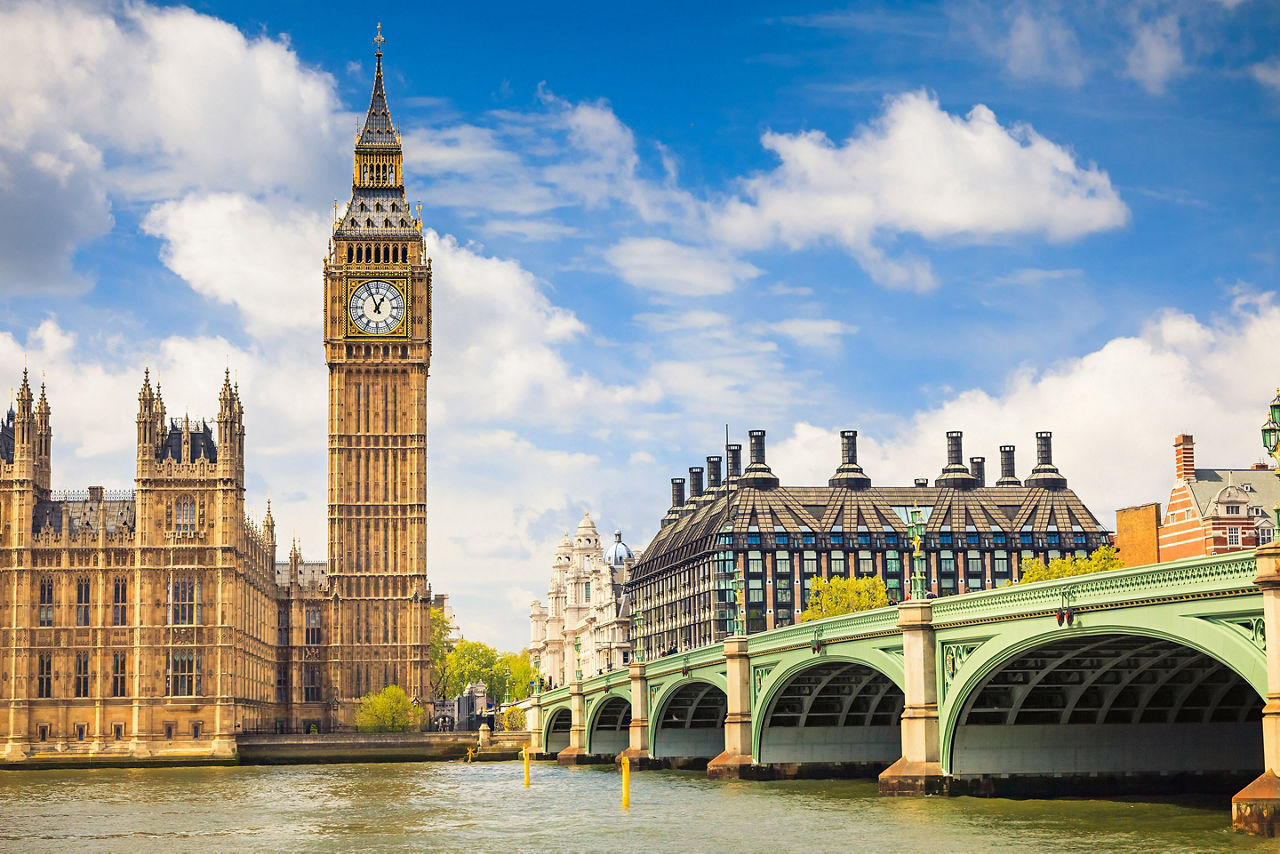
[529,513,637,688]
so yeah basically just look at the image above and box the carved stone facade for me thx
[529,514,637,688]
[0,36,443,761]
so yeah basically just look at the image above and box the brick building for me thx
[1115,434,1277,565]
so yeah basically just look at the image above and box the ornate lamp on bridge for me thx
[573,636,582,682]
[632,610,645,662]
[907,506,927,601]
[732,576,745,636]
[1261,389,1280,526]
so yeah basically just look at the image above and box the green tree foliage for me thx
[442,643,539,705]
[1018,545,1123,584]
[443,640,499,700]
[352,684,423,733]
[502,706,527,732]
[425,607,456,701]
[800,575,889,622]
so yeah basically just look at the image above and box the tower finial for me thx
[374,22,385,55]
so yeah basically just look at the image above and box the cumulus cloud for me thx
[714,91,1129,290]
[0,1,347,294]
[760,318,858,350]
[1126,15,1186,95]
[143,194,331,338]
[605,238,761,296]
[769,291,1280,526]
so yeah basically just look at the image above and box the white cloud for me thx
[0,1,347,294]
[761,318,858,350]
[143,193,331,338]
[1003,7,1087,86]
[1252,59,1280,93]
[714,91,1129,290]
[1126,15,1186,95]
[770,291,1280,528]
[605,238,761,296]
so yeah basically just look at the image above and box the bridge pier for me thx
[879,598,948,795]
[525,695,544,756]
[707,637,754,780]
[617,661,657,769]
[555,681,591,765]
[1233,542,1280,836]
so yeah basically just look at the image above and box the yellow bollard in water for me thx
[523,746,531,788]
[466,747,475,763]
[621,755,630,809]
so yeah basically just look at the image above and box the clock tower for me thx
[323,27,434,716]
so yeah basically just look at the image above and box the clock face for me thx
[349,280,405,335]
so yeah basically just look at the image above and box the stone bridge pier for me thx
[1232,542,1280,836]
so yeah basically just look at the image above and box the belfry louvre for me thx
[625,429,1110,661]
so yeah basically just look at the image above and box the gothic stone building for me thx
[626,429,1111,662]
[0,36,443,762]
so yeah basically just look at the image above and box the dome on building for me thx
[604,529,633,567]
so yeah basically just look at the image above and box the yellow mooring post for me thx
[523,746,531,788]
[621,755,631,809]
[466,747,475,763]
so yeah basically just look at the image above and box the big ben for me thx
[323,26,434,717]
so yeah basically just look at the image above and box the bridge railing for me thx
[930,549,1260,627]
[746,605,901,656]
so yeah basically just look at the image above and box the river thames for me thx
[0,761,1271,852]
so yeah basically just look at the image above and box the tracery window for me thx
[75,577,91,626]
[74,653,90,698]
[305,607,322,645]
[166,649,200,696]
[168,577,199,625]
[112,652,127,697]
[175,496,195,534]
[37,577,54,627]
[37,653,52,698]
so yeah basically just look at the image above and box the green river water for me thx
[0,761,1274,852]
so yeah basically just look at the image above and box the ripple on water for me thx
[0,761,1272,853]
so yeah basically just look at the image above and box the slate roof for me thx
[33,495,136,536]
[357,50,397,148]
[1186,468,1280,517]
[158,419,216,464]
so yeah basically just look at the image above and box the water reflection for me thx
[0,762,1268,853]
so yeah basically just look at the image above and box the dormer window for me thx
[1226,504,1241,515]
[376,203,384,212]
[390,203,398,212]
[359,202,367,212]
[384,218,392,227]
[366,218,374,227]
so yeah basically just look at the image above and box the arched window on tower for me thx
[359,202,367,212]
[391,246,399,263]
[374,246,381,263]
[399,219,407,227]
[347,245,353,263]
[384,218,392,228]
[176,496,195,534]
[366,218,373,228]
[389,165,395,184]
[375,203,383,212]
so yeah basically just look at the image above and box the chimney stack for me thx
[706,455,723,489]
[726,444,742,479]
[688,466,705,499]
[997,445,1020,486]
[829,429,871,489]
[969,456,985,488]
[1174,434,1196,482]
[936,430,978,489]
[914,477,929,488]
[1024,431,1067,490]
[740,429,780,489]
[670,477,686,508]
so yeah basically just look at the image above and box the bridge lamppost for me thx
[1261,389,1280,526]
[573,636,582,682]
[907,506,927,601]
[632,609,646,663]
[732,576,745,636]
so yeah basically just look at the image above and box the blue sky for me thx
[2,0,1279,650]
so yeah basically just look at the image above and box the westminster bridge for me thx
[526,546,1280,836]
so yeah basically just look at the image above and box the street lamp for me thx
[907,506,927,601]
[1262,389,1280,526]
[632,610,646,663]
[731,575,745,636]
[573,636,582,682]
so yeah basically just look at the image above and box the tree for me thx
[425,607,456,701]
[1018,545,1123,584]
[502,706,527,732]
[443,639,499,700]
[494,650,537,705]
[800,575,889,622]
[353,685,423,732]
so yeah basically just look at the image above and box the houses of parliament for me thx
[0,33,444,762]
